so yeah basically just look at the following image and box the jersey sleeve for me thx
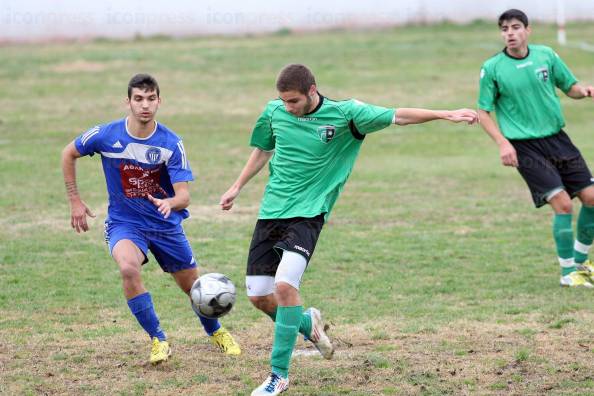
[74,125,104,156]
[167,140,194,184]
[249,103,276,151]
[550,50,578,93]
[344,99,395,135]
[477,63,497,112]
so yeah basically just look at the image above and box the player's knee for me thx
[119,264,141,282]
[552,197,573,214]
[274,281,297,299]
[557,202,573,214]
[248,296,263,307]
[173,270,197,295]
[581,195,594,207]
[180,284,192,295]
[248,296,269,311]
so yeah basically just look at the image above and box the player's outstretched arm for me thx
[61,142,96,233]
[147,182,190,219]
[566,83,594,100]
[220,148,273,211]
[394,108,478,126]
[477,109,518,167]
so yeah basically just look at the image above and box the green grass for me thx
[2,21,594,395]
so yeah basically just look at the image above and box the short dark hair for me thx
[128,73,160,98]
[498,9,529,28]
[276,64,316,95]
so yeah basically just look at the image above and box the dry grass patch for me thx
[3,314,594,395]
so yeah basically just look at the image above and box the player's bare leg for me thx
[112,240,171,364]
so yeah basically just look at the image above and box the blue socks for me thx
[191,303,221,336]
[127,292,221,339]
[127,292,166,341]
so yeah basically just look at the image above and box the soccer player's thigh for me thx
[515,148,565,208]
[246,219,284,301]
[106,222,148,273]
[276,215,324,262]
[562,155,594,206]
[148,227,198,294]
[274,215,325,289]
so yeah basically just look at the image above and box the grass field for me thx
[2,21,594,395]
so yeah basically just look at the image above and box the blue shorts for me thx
[104,221,197,273]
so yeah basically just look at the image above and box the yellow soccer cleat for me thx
[150,337,172,365]
[577,260,594,281]
[210,327,241,356]
[560,271,594,288]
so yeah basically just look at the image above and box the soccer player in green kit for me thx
[220,64,478,395]
[478,9,594,287]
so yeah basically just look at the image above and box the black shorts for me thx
[510,130,593,207]
[246,214,325,276]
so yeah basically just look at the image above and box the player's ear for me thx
[308,84,317,97]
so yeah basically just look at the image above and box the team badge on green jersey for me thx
[317,125,336,143]
[535,67,549,83]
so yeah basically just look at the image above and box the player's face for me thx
[279,86,316,117]
[500,18,530,51]
[127,88,160,124]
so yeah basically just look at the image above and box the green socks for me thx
[300,310,312,337]
[271,306,302,378]
[574,205,594,264]
[553,213,575,276]
[266,308,312,337]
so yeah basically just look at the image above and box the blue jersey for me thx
[74,118,193,229]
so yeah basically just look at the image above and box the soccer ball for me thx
[190,273,236,319]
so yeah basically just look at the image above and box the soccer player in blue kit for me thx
[61,74,241,364]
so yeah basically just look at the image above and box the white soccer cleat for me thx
[251,373,289,396]
[305,307,334,359]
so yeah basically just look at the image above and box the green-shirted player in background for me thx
[220,63,478,395]
[478,9,594,287]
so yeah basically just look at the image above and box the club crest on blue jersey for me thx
[145,147,162,164]
[317,125,336,143]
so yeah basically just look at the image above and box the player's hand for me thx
[499,140,518,167]
[583,85,594,100]
[70,198,96,233]
[220,186,240,211]
[445,109,478,124]
[147,194,172,219]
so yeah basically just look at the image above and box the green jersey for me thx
[250,95,395,220]
[478,45,578,140]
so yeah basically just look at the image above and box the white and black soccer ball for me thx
[190,273,236,319]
